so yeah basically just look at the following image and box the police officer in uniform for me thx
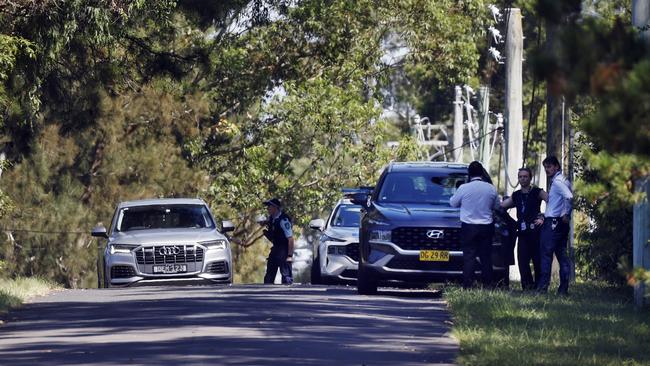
[501,167,548,290]
[262,198,294,285]
[537,156,573,295]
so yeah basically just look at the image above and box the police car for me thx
[308,189,369,284]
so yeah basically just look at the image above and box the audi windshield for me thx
[115,204,216,232]
[377,172,467,205]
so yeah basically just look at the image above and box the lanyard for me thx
[520,191,529,214]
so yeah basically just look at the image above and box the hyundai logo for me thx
[426,230,444,239]
[159,246,181,256]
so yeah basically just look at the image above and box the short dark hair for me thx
[518,167,532,178]
[468,161,484,178]
[542,156,561,168]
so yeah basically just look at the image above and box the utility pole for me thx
[545,21,566,169]
[632,0,650,308]
[477,86,491,166]
[453,86,463,162]
[634,0,650,44]
[505,8,523,196]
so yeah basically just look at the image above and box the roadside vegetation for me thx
[0,277,58,317]
[444,282,650,366]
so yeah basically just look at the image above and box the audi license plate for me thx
[419,250,449,262]
[153,264,188,274]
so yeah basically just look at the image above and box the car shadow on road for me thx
[0,284,457,366]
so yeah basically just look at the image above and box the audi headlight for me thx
[369,229,391,242]
[200,239,228,249]
[109,244,138,254]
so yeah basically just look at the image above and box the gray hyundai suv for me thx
[91,198,233,287]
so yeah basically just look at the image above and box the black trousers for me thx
[264,248,293,284]
[517,228,541,290]
[460,222,494,288]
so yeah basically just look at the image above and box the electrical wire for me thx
[0,228,90,235]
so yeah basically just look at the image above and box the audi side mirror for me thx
[222,220,235,233]
[309,219,325,231]
[91,226,108,238]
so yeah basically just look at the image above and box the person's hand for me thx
[286,256,293,263]
[533,218,544,227]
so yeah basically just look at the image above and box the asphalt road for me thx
[0,284,458,366]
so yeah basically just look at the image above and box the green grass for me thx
[0,277,58,317]
[444,282,650,366]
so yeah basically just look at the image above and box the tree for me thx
[0,0,492,285]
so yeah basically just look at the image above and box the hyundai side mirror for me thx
[91,226,108,238]
[309,218,325,231]
[222,220,235,233]
[350,192,369,208]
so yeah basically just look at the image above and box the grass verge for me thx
[0,277,59,317]
[444,281,650,366]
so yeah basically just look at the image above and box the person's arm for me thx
[280,217,294,261]
[500,196,514,209]
[557,181,573,223]
[539,189,549,202]
[449,186,462,208]
[287,237,294,262]
[493,189,501,210]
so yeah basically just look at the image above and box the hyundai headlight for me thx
[322,234,346,243]
[367,218,390,226]
[200,239,228,249]
[369,229,391,242]
[109,244,138,254]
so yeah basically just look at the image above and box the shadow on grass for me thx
[444,281,650,366]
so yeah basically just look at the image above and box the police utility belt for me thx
[545,216,564,230]
[518,219,538,232]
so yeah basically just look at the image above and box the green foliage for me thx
[445,282,650,366]
[0,0,494,285]
[574,146,650,283]
[0,276,58,315]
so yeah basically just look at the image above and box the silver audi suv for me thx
[91,198,233,287]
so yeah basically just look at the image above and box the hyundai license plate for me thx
[419,250,449,262]
[153,264,188,274]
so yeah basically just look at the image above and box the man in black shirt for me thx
[501,168,548,290]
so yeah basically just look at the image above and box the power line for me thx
[1,228,90,235]
[431,127,503,160]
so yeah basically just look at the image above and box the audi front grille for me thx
[135,245,204,265]
[391,227,461,250]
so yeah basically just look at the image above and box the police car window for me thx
[378,172,467,205]
[330,205,362,227]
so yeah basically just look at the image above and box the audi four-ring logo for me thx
[426,230,444,239]
[159,246,181,256]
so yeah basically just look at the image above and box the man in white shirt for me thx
[536,156,573,295]
[450,161,501,289]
